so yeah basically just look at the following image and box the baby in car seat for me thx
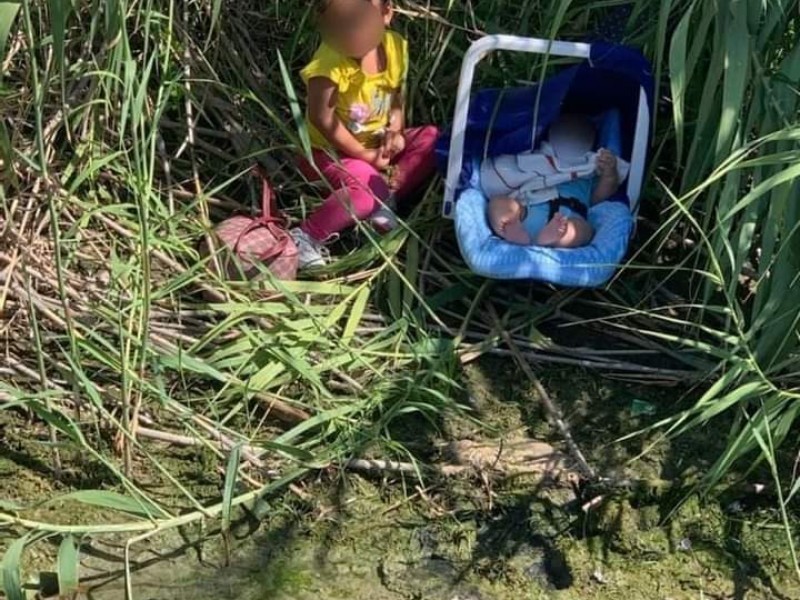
[484,114,626,248]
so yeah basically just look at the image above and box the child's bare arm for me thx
[388,88,405,133]
[381,88,406,159]
[307,77,388,168]
[591,148,620,204]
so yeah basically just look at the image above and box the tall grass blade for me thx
[668,1,692,158]
[0,1,20,64]
[55,491,166,520]
[221,444,242,537]
[277,49,312,159]
[47,0,69,74]
[1,534,28,600]
[57,535,80,596]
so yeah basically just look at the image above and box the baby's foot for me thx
[536,213,569,247]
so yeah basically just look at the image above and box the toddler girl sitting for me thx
[482,114,629,249]
[290,0,439,268]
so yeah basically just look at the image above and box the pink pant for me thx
[299,125,439,241]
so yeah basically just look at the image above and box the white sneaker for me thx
[370,195,400,233]
[290,228,328,268]
[370,206,399,233]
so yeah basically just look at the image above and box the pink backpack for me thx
[201,168,299,281]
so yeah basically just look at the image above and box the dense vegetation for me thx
[1,0,798,596]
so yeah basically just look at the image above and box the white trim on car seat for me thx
[443,36,592,219]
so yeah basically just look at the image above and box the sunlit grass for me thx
[1,0,799,595]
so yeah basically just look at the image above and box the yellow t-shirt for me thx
[301,30,408,150]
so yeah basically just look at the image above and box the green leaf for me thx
[54,490,164,519]
[221,444,242,534]
[0,118,15,186]
[668,0,693,159]
[654,0,676,144]
[720,160,800,222]
[402,235,420,313]
[205,0,222,48]
[57,535,80,596]
[0,499,25,512]
[412,336,454,358]
[255,439,315,463]
[27,402,84,444]
[277,49,312,158]
[47,0,71,74]
[274,405,361,446]
[67,151,125,193]
[0,2,20,66]
[1,534,28,600]
[342,286,370,345]
[715,0,749,162]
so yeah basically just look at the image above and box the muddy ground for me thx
[1,359,798,599]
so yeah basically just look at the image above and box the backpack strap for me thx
[252,165,281,221]
[227,165,293,262]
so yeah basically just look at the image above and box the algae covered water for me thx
[2,361,797,599]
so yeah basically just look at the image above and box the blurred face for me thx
[548,114,596,164]
[488,197,532,246]
[319,0,392,59]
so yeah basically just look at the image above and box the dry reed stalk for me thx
[487,303,596,480]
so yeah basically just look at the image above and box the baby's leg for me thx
[300,154,391,242]
[390,125,439,201]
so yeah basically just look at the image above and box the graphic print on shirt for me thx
[347,103,371,134]
[347,86,394,136]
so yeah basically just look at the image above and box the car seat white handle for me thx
[443,36,592,218]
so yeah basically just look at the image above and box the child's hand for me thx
[365,148,392,170]
[596,148,618,180]
[382,131,406,159]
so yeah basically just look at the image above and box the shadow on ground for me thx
[63,358,800,600]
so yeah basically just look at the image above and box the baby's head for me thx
[488,196,594,249]
[314,0,392,59]
[547,114,597,164]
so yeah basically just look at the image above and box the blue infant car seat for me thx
[436,37,654,287]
